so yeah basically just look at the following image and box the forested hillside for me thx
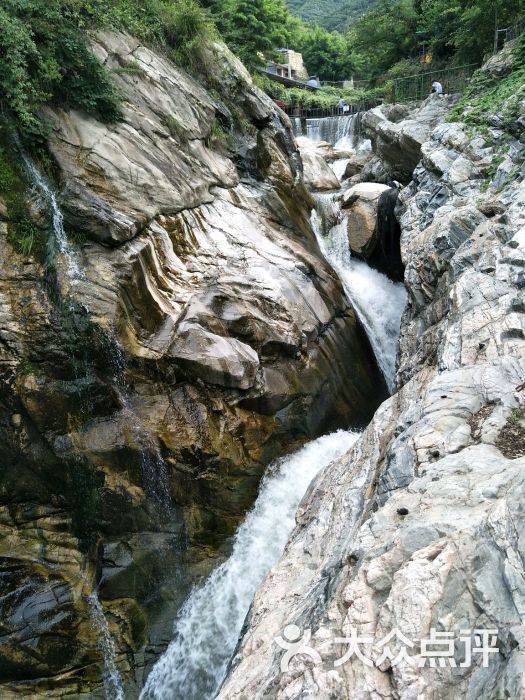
[2,0,524,128]
[286,0,375,31]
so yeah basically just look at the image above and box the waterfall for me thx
[18,147,82,285]
[330,158,350,181]
[311,194,407,392]
[292,115,354,146]
[87,593,126,700]
[15,154,173,514]
[140,430,360,700]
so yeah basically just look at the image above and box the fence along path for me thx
[392,63,478,103]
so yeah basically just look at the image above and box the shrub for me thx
[0,0,217,142]
[0,131,46,257]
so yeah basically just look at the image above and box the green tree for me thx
[420,0,525,64]
[219,0,290,68]
[348,0,419,80]
[295,24,354,80]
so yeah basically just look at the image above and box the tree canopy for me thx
[1,0,525,142]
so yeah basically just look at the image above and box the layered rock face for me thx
[360,98,451,184]
[218,95,525,697]
[0,33,385,697]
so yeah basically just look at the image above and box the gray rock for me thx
[218,61,525,700]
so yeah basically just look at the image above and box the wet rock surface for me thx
[218,75,525,700]
[296,138,342,191]
[342,182,391,257]
[0,32,385,697]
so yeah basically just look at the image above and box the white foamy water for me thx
[140,430,360,700]
[293,115,354,145]
[311,200,407,391]
[330,158,350,181]
[87,593,126,700]
[18,147,82,284]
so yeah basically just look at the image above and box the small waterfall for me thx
[18,147,82,285]
[330,158,350,181]
[140,430,360,700]
[292,115,354,146]
[15,155,173,515]
[87,593,126,700]
[311,194,407,392]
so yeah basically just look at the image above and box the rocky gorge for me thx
[0,30,385,698]
[218,51,525,700]
[1,24,524,700]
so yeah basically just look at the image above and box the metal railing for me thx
[494,17,525,52]
[282,100,381,119]
[392,64,478,103]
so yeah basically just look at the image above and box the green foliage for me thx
[17,358,37,375]
[420,0,525,65]
[158,0,217,68]
[217,0,290,68]
[347,0,419,81]
[266,80,384,107]
[286,0,377,31]
[300,0,525,85]
[448,59,525,134]
[0,129,46,257]
[206,116,234,151]
[0,0,122,142]
[0,0,217,141]
[293,22,354,80]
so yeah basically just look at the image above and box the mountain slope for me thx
[287,0,376,30]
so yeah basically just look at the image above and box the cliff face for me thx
[0,33,384,697]
[218,92,525,698]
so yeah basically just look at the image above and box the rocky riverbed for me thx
[0,32,384,698]
[218,60,525,700]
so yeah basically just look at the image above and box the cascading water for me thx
[20,152,173,513]
[311,195,407,392]
[293,115,354,147]
[87,593,126,700]
[18,146,82,285]
[330,158,350,180]
[140,430,360,700]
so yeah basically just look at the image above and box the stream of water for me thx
[311,197,407,392]
[140,430,360,700]
[18,145,82,285]
[87,593,126,700]
[138,117,407,700]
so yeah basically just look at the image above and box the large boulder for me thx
[342,182,391,257]
[298,148,341,190]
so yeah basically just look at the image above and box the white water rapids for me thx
[140,430,360,700]
[311,198,407,392]
[139,119,407,700]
